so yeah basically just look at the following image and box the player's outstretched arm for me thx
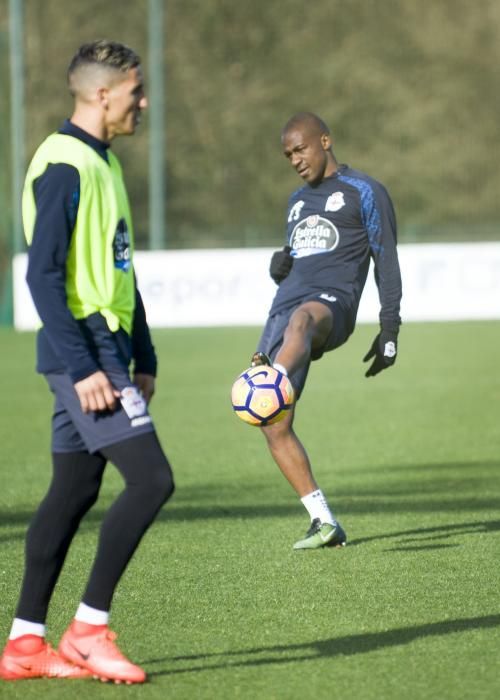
[362,180,401,378]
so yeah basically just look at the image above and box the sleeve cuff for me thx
[68,362,100,384]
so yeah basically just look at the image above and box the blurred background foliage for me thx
[1,0,499,252]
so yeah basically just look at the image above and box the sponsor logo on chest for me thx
[290,215,340,258]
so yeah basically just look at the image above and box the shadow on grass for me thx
[352,459,500,475]
[388,544,459,552]
[2,506,500,531]
[144,614,500,676]
[349,520,500,549]
[1,458,498,545]
[5,517,497,552]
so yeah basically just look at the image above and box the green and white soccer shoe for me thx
[293,518,347,550]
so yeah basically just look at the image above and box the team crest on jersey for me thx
[120,386,152,427]
[325,191,345,212]
[288,200,305,223]
[113,218,131,272]
[290,215,340,258]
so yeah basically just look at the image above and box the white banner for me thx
[12,242,500,330]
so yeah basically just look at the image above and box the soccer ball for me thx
[231,365,295,426]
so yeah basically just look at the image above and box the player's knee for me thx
[143,459,175,507]
[103,433,174,506]
[75,487,101,516]
[44,478,101,522]
[261,415,293,446]
[156,463,175,505]
[287,308,315,335]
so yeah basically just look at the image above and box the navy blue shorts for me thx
[257,295,353,398]
[46,369,155,454]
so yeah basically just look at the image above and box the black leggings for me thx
[15,432,174,623]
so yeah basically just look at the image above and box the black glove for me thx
[363,330,398,378]
[269,245,293,284]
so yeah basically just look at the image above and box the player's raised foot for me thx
[58,621,146,685]
[251,351,271,367]
[0,635,91,680]
[293,518,347,550]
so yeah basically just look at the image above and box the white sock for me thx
[75,602,109,626]
[273,362,288,376]
[9,618,46,640]
[301,489,336,526]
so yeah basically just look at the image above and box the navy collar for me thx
[59,119,110,163]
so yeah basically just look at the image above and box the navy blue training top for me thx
[270,164,402,334]
[26,120,157,383]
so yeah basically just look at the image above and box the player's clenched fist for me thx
[269,245,293,284]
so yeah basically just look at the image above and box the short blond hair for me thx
[67,40,141,96]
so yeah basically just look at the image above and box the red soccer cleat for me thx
[58,621,146,684]
[0,635,91,680]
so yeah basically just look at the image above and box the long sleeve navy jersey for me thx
[26,120,157,382]
[269,164,402,333]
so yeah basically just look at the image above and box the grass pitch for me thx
[0,321,499,700]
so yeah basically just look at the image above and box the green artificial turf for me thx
[0,321,499,699]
